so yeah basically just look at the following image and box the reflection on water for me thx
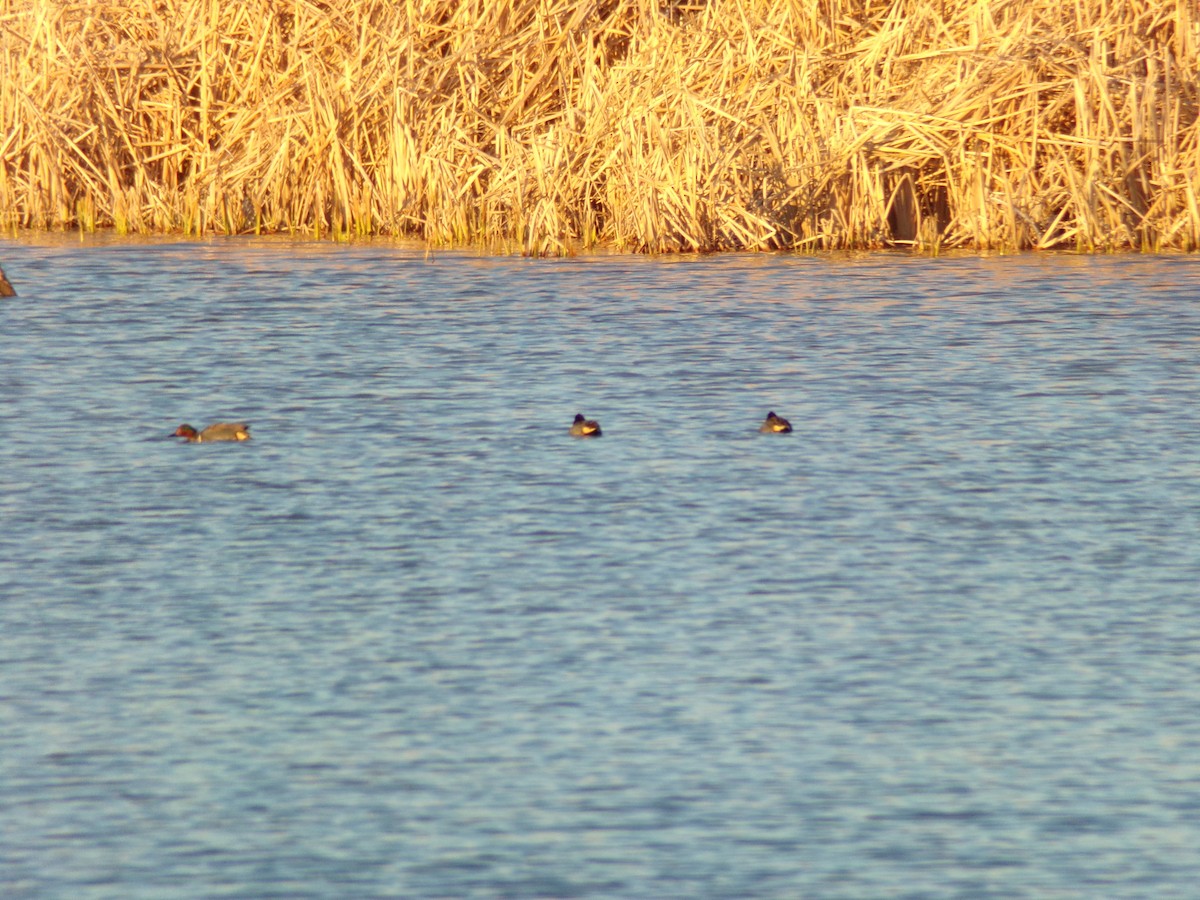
[2,236,1200,897]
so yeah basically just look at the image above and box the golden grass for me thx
[0,0,1196,253]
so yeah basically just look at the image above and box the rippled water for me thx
[2,236,1200,898]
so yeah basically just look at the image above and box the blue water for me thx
[2,236,1200,898]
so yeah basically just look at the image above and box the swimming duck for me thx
[174,422,252,442]
[0,265,14,297]
[569,413,602,437]
[759,411,792,433]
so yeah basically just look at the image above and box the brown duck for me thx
[759,411,792,433]
[569,413,602,437]
[174,422,252,442]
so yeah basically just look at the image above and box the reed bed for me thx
[1,0,1196,252]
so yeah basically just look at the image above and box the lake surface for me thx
[2,236,1200,898]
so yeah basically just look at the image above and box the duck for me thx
[569,413,602,437]
[0,264,14,297]
[759,411,792,433]
[174,422,252,442]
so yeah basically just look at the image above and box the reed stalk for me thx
[1,0,1196,253]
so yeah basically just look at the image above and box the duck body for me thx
[569,413,602,437]
[174,422,251,442]
[759,411,792,433]
[0,265,14,297]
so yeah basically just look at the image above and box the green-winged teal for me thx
[174,422,252,442]
[759,411,792,433]
[569,413,602,437]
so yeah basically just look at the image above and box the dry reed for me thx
[0,0,1196,253]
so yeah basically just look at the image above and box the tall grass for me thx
[1,0,1196,252]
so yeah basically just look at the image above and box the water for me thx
[2,236,1200,898]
